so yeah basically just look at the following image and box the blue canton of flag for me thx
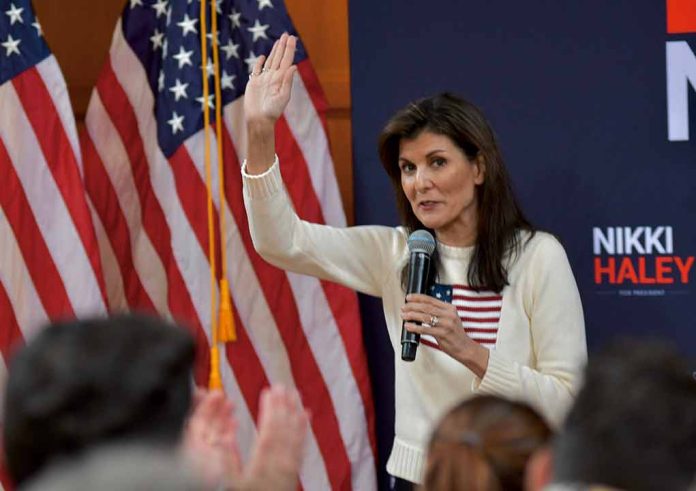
[429,283,453,302]
[0,0,50,84]
[122,0,308,157]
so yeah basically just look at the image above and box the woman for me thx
[422,395,552,491]
[242,34,586,486]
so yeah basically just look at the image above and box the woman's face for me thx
[399,131,485,245]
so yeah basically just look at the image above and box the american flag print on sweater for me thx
[421,283,503,351]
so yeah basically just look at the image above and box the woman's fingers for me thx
[264,35,282,70]
[401,301,447,317]
[251,54,266,77]
[405,293,446,305]
[277,34,296,71]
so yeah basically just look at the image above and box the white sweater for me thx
[242,157,587,484]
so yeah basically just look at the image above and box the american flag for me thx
[0,0,108,421]
[81,0,376,489]
[0,2,108,487]
[422,284,502,350]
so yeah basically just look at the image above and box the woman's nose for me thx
[415,168,432,192]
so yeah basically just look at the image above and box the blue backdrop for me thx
[348,1,696,487]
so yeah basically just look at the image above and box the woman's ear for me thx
[474,154,486,185]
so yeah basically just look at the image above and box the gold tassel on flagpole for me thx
[218,279,237,342]
[199,0,224,390]
[210,0,237,344]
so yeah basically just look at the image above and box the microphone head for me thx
[407,230,436,256]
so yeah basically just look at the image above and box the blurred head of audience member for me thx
[3,314,308,491]
[421,395,552,491]
[545,340,696,491]
[4,314,194,486]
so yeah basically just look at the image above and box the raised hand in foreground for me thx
[237,386,309,491]
[182,385,309,491]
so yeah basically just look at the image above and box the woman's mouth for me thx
[417,201,439,211]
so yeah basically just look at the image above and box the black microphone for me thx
[401,230,436,362]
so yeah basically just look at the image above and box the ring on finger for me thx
[430,314,439,327]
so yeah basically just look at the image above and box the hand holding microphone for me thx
[401,230,436,362]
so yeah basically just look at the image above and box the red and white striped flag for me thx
[81,1,376,489]
[0,0,107,393]
[0,3,107,487]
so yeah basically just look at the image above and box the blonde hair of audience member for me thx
[422,395,552,491]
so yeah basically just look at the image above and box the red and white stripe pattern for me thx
[80,12,376,491]
[0,56,108,368]
[0,15,108,485]
[421,284,502,350]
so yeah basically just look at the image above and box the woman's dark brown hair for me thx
[379,93,534,292]
[422,395,552,491]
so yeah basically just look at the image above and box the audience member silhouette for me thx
[421,395,552,491]
[3,314,308,490]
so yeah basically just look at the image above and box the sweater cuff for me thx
[472,349,520,398]
[241,155,283,200]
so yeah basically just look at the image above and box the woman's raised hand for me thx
[244,33,297,128]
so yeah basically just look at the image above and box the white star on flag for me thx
[206,30,220,45]
[173,46,193,69]
[130,0,143,8]
[169,79,189,101]
[151,0,168,18]
[221,40,239,60]
[248,19,270,42]
[158,71,165,91]
[229,9,242,28]
[150,30,164,50]
[202,58,215,77]
[2,35,21,56]
[167,112,185,134]
[221,71,235,90]
[5,3,24,25]
[244,51,260,72]
[32,20,42,36]
[257,0,274,10]
[196,94,215,109]
[177,14,198,36]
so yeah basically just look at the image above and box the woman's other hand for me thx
[401,293,490,378]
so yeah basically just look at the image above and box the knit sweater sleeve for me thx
[242,156,401,297]
[473,235,588,427]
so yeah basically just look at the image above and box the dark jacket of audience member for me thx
[551,341,696,491]
[3,314,195,486]
[422,395,552,491]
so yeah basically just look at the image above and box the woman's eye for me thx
[432,158,446,167]
[400,163,415,173]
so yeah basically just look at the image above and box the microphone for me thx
[401,230,436,362]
